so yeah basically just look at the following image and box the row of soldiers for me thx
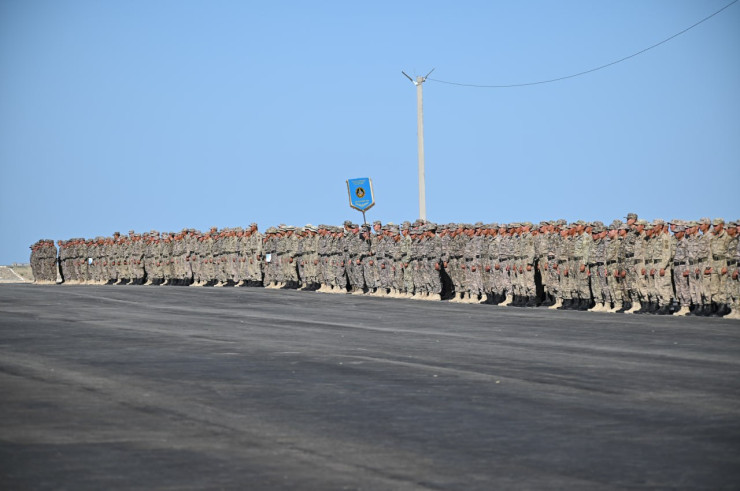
[29,214,740,318]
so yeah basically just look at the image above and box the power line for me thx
[428,0,738,88]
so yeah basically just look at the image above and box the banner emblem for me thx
[346,177,375,212]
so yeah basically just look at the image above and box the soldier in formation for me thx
[32,215,739,318]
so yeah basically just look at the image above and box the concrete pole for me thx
[416,76,426,221]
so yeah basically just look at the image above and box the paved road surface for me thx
[1,284,739,489]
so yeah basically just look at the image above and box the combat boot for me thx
[615,301,630,313]
[655,304,671,315]
[693,304,709,316]
[479,293,489,304]
[429,293,442,301]
[500,294,513,306]
[607,301,621,313]
[712,304,730,317]
[625,301,641,314]
[549,297,562,309]
[673,304,691,316]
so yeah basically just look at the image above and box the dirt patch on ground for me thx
[0,265,33,283]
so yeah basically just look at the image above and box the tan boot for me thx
[500,294,513,306]
[673,305,691,316]
[625,301,641,314]
[607,301,621,313]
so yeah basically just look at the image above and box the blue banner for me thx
[346,177,375,212]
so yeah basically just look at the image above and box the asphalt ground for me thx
[1,284,739,490]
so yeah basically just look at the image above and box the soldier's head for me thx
[625,213,638,226]
[727,221,738,236]
[698,217,711,233]
[712,218,724,234]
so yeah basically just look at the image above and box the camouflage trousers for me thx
[463,259,482,296]
[447,257,464,294]
[590,265,607,304]
[710,259,728,304]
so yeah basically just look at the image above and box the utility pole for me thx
[402,68,434,221]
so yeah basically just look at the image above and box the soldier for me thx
[485,224,504,305]
[507,224,522,305]
[555,226,574,310]
[518,222,537,307]
[315,225,331,292]
[143,231,158,285]
[534,222,551,306]
[366,221,382,295]
[571,221,593,310]
[447,224,465,302]
[359,224,375,294]
[407,224,423,299]
[341,222,358,293]
[588,223,607,311]
[693,218,713,315]
[250,223,264,286]
[132,232,146,284]
[499,224,516,307]
[191,232,206,286]
[422,223,443,301]
[459,224,478,303]
[333,226,349,293]
[29,240,42,283]
[305,225,321,290]
[374,224,391,296]
[641,222,663,313]
[387,224,404,298]
[651,220,674,315]
[211,229,226,287]
[293,227,306,288]
[262,227,278,288]
[684,221,703,313]
[671,222,691,316]
[709,218,731,316]
[624,219,646,314]
[602,222,621,312]
[103,236,114,284]
[726,221,739,319]
[399,222,414,298]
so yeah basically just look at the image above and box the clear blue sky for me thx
[1,0,738,264]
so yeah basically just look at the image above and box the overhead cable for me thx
[428,0,737,88]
